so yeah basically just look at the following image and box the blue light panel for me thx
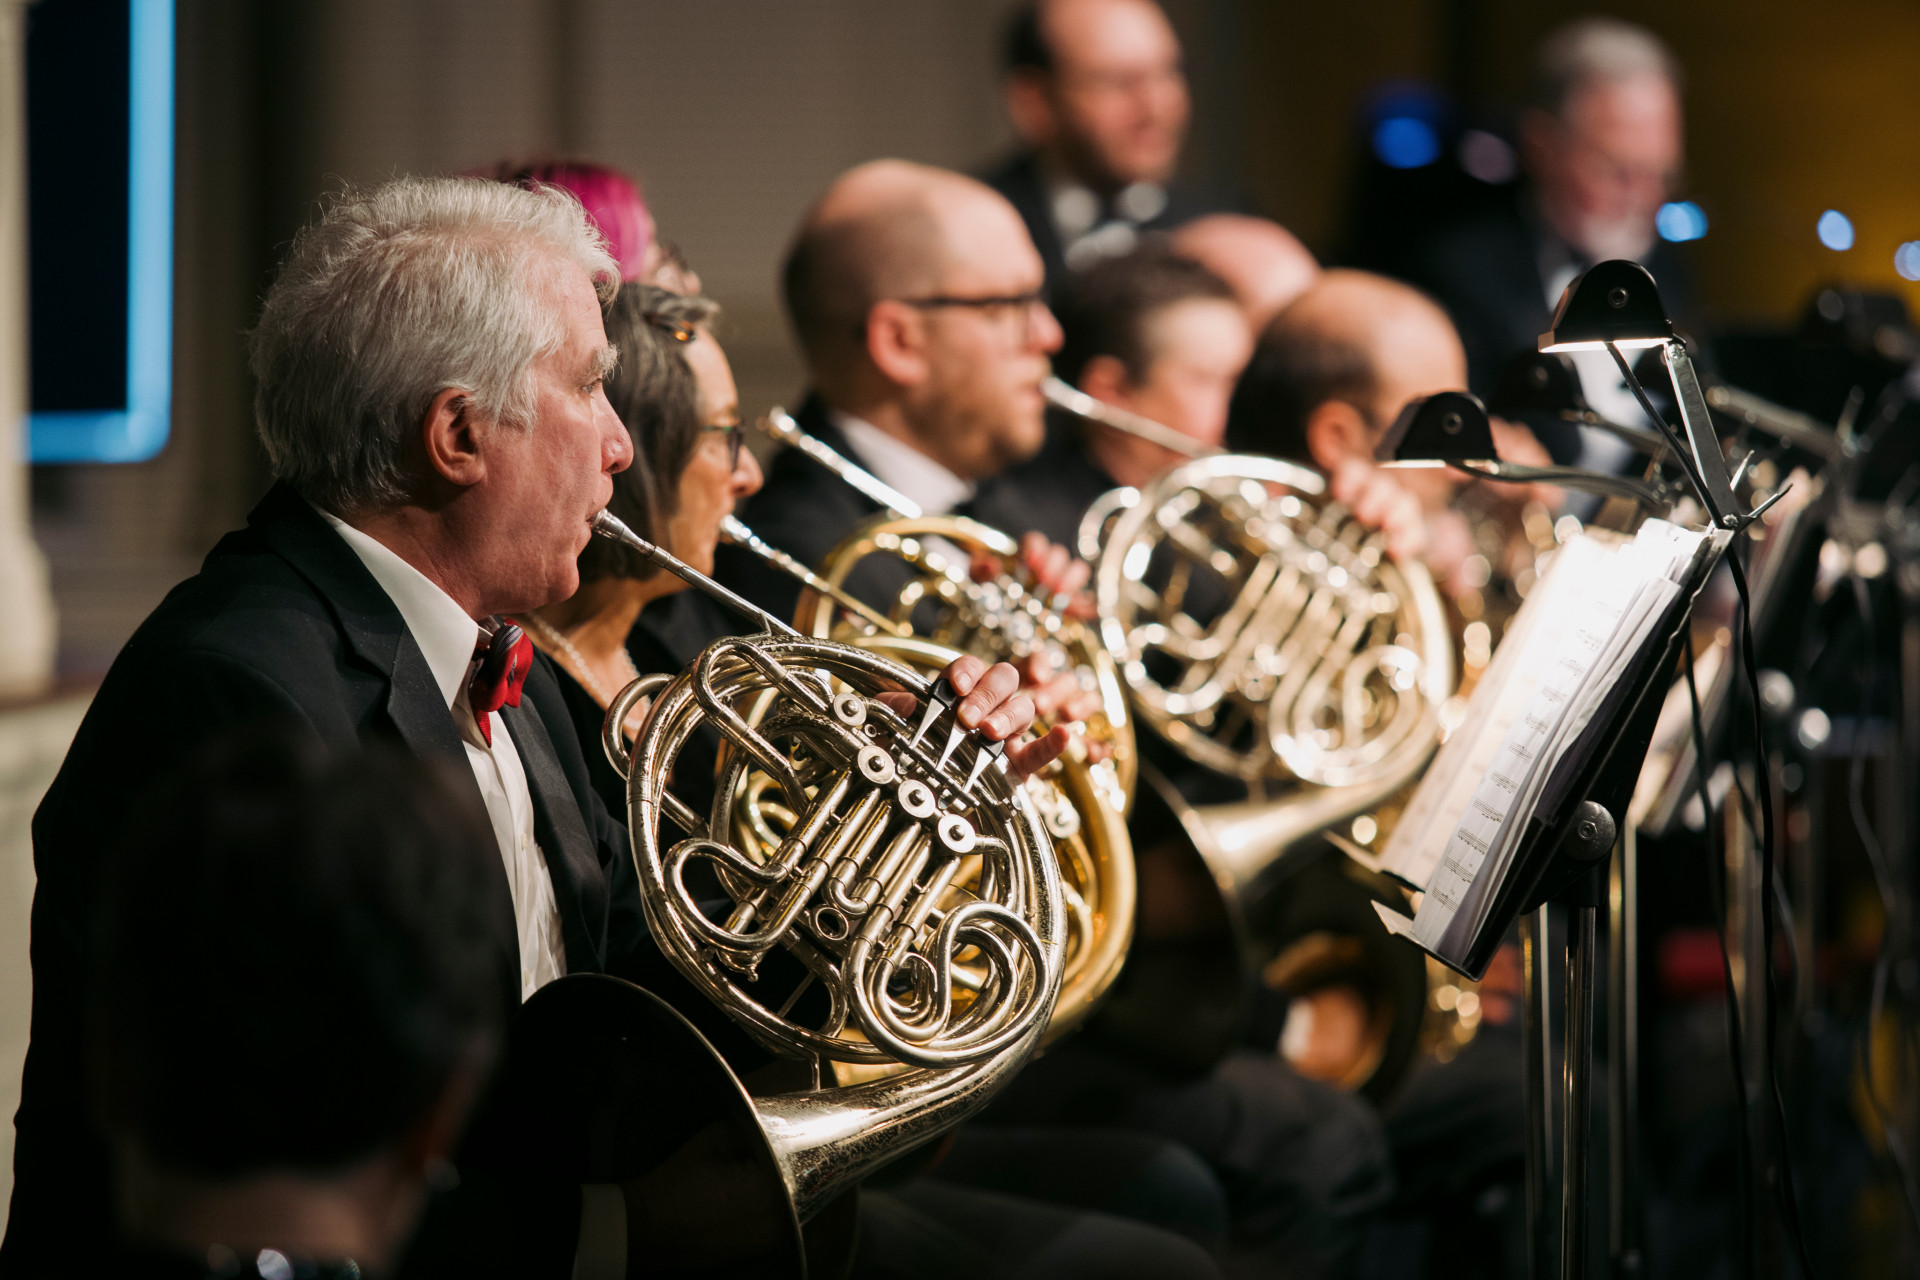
[26,0,173,463]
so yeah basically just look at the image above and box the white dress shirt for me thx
[318,509,568,1001]
[833,411,977,517]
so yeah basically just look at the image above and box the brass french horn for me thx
[473,511,1066,1278]
[1048,381,1454,1099]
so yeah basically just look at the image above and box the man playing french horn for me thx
[1,176,1208,1278]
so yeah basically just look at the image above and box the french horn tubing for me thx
[717,481,1134,1046]
[1044,385,1456,1098]
[475,511,1066,1277]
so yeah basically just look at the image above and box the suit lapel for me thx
[501,667,606,974]
[245,483,523,972]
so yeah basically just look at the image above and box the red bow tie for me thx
[469,622,533,747]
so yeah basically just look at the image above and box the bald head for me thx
[1169,215,1319,331]
[1226,270,1466,468]
[783,160,1032,371]
[781,160,1059,481]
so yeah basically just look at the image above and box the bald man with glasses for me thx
[707,158,1085,630]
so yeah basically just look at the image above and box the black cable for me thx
[1846,573,1920,1240]
[1686,651,1756,1277]
[1727,547,1817,1278]
[1613,343,1816,1273]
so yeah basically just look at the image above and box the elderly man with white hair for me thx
[4,175,1060,1275]
[1402,16,1693,466]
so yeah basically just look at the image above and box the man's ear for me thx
[1004,71,1056,148]
[865,300,932,390]
[1304,400,1374,474]
[421,387,486,489]
[1077,355,1133,408]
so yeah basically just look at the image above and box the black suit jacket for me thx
[3,483,646,1276]
[1399,188,1694,461]
[711,395,919,628]
[967,413,1121,553]
[980,151,1234,291]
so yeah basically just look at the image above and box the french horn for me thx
[721,483,1134,1047]
[472,510,1065,1278]
[1046,381,1454,1098]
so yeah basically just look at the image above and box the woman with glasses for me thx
[512,283,760,816]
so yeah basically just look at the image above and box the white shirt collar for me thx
[830,411,976,517]
[315,506,483,709]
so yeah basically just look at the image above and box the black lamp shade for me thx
[1488,350,1591,418]
[1375,391,1500,467]
[1538,259,1676,353]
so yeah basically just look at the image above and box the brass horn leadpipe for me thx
[1042,376,1210,459]
[593,508,798,638]
[720,515,911,638]
[761,407,923,518]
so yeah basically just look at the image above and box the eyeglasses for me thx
[701,421,745,471]
[899,290,1051,341]
[644,312,697,344]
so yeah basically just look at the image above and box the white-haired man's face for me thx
[1525,73,1683,263]
[465,259,630,615]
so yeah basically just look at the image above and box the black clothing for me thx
[711,395,914,628]
[112,1242,367,1280]
[980,152,1234,292]
[982,1041,1395,1280]
[968,414,1121,553]
[4,483,645,1276]
[1396,188,1694,462]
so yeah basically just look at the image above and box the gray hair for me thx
[1532,17,1681,117]
[250,176,620,514]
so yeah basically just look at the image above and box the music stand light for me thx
[1377,390,1675,512]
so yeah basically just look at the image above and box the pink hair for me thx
[473,159,654,282]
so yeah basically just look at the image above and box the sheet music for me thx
[1373,520,1713,965]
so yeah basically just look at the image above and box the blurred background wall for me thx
[24,0,1920,676]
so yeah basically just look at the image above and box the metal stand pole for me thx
[1609,827,1643,1277]
[1524,905,1557,1280]
[1562,899,1599,1280]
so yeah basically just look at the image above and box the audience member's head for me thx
[1521,17,1683,263]
[1054,244,1250,485]
[782,159,1062,480]
[1168,214,1320,333]
[95,728,504,1271]
[586,284,760,586]
[1003,0,1188,193]
[1226,270,1465,489]
[250,176,631,619]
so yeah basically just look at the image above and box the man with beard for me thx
[984,0,1233,287]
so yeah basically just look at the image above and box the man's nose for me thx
[1031,302,1064,355]
[733,444,765,498]
[601,396,634,472]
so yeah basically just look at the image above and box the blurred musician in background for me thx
[1225,269,1523,589]
[479,158,702,293]
[1168,214,1321,334]
[971,243,1253,548]
[715,158,1088,626]
[99,732,504,1279]
[1397,16,1689,467]
[985,0,1233,287]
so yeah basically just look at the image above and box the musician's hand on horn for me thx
[970,533,1095,620]
[876,654,1071,781]
[1329,458,1428,564]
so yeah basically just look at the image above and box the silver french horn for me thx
[475,510,1065,1278]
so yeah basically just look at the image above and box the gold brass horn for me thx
[717,483,1134,1047]
[1086,452,1453,792]
[473,510,1066,1278]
